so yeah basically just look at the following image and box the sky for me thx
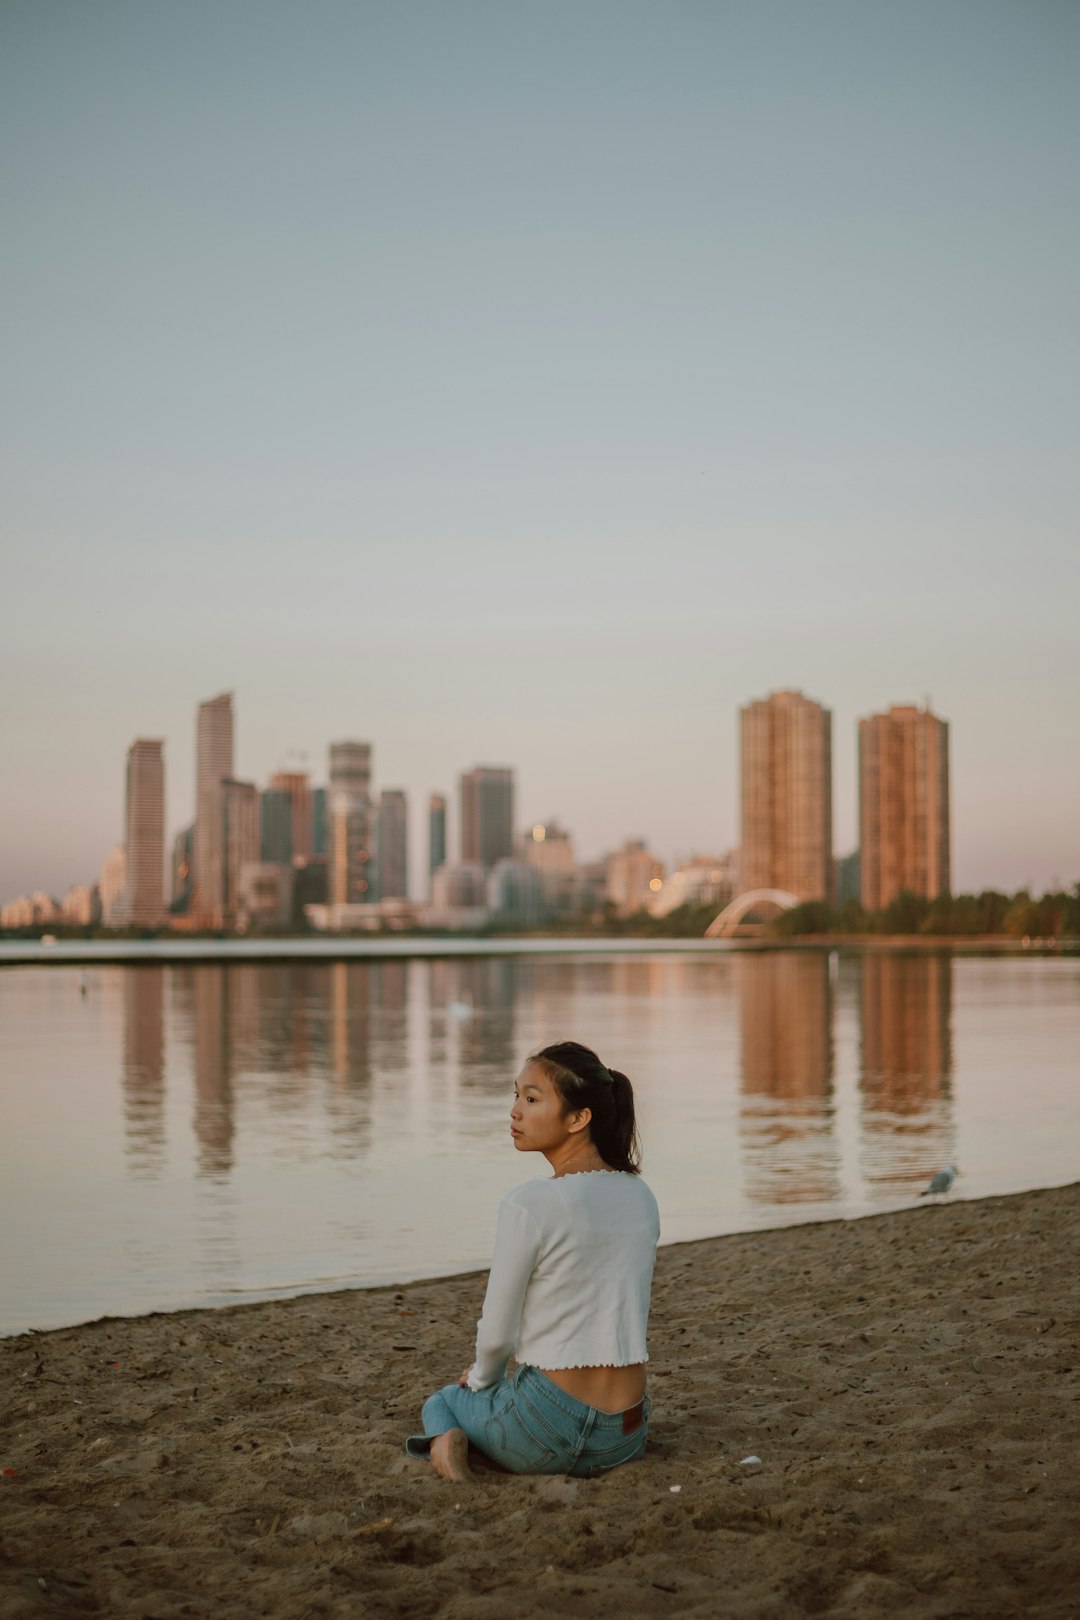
[2,0,1078,901]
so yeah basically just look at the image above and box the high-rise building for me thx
[120,739,165,927]
[193,692,234,927]
[740,689,833,903]
[859,704,950,911]
[429,793,447,892]
[459,767,514,870]
[377,790,409,900]
[220,779,259,928]
[327,741,375,907]
[269,771,312,859]
[260,788,293,865]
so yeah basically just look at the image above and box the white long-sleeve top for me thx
[467,1171,661,1391]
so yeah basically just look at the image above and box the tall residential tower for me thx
[859,704,950,911]
[121,739,165,927]
[327,741,375,907]
[193,692,234,927]
[739,690,833,902]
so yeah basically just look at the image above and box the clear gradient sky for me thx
[2,0,1078,901]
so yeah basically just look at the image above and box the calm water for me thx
[2,950,1077,1335]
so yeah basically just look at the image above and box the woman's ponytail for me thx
[531,1041,642,1174]
[605,1068,640,1175]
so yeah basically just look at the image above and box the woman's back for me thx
[512,1171,659,1370]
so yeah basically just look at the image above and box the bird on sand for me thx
[920,1163,958,1197]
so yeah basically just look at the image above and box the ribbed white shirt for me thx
[467,1171,661,1391]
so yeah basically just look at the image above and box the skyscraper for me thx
[120,739,165,927]
[377,790,409,900]
[859,704,950,911]
[220,779,259,928]
[327,741,375,907]
[428,793,447,892]
[459,767,514,870]
[193,692,234,927]
[269,770,313,859]
[740,689,833,902]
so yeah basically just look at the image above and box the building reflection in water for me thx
[858,952,955,1195]
[324,962,374,1154]
[121,967,166,1177]
[738,953,840,1204]
[446,959,518,1090]
[173,967,237,1179]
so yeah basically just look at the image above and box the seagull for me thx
[920,1163,958,1197]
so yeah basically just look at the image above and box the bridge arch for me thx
[705,889,800,938]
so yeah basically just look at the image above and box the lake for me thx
[1,948,1077,1335]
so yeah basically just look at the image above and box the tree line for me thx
[769,883,1080,940]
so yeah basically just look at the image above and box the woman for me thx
[405,1040,660,1481]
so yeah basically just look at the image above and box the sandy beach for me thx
[2,1183,1077,1619]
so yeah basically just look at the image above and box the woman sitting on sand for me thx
[406,1041,660,1481]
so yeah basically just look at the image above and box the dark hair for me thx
[530,1040,641,1175]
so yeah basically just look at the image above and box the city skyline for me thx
[3,678,1078,914]
[2,2,1078,899]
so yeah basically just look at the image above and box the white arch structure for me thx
[705,888,800,938]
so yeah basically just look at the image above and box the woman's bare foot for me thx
[429,1428,471,1483]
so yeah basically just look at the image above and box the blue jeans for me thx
[405,1365,652,1477]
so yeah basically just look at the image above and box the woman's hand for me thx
[458,1367,473,1387]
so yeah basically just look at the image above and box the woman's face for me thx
[509,1062,588,1156]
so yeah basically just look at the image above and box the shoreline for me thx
[3,1182,1078,1616]
[8,1178,1079,1343]
[1,932,1071,967]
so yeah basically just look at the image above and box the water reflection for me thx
[121,968,165,1176]
[122,951,957,1206]
[189,969,235,1179]
[737,953,840,1204]
[858,953,955,1195]
[7,947,1075,1333]
[325,962,373,1154]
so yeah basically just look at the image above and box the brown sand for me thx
[2,1185,1078,1619]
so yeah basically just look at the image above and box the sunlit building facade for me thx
[740,689,833,902]
[327,741,375,907]
[220,779,259,928]
[120,739,165,928]
[606,839,665,917]
[859,704,950,911]
[100,845,127,925]
[61,884,100,926]
[269,770,313,859]
[193,692,234,928]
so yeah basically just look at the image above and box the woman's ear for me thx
[566,1106,592,1136]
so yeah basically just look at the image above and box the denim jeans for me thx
[405,1365,651,1477]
